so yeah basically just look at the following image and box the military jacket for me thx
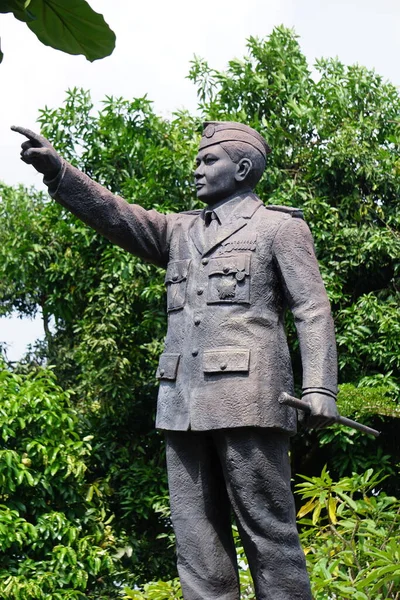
[48,162,338,434]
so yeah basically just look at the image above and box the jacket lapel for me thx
[188,213,206,255]
[196,194,263,256]
[202,218,247,256]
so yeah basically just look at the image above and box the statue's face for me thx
[194,144,240,205]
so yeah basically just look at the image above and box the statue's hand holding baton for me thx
[279,392,380,437]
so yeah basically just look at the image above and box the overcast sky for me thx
[1,0,399,360]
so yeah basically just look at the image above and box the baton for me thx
[279,392,380,438]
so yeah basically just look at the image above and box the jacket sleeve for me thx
[44,161,171,268]
[272,215,338,396]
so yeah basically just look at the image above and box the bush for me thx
[123,468,400,600]
[0,361,120,599]
[297,467,400,599]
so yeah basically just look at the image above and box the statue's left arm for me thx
[272,215,339,428]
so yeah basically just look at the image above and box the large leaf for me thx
[26,0,116,61]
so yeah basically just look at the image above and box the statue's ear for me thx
[235,158,253,183]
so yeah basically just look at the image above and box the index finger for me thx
[11,125,47,147]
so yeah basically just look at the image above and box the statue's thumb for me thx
[21,147,46,164]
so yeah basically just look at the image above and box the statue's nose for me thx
[194,166,204,179]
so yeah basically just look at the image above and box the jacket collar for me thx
[189,192,263,256]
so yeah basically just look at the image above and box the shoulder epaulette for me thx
[179,209,203,215]
[265,204,304,219]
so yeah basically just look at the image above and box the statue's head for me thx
[194,121,271,204]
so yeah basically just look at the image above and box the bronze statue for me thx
[13,121,339,600]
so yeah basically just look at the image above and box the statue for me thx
[13,121,339,600]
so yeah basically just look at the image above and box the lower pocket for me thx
[156,353,181,380]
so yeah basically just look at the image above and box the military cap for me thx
[199,121,271,158]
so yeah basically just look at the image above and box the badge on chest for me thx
[207,253,251,304]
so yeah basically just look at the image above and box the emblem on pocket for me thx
[217,278,237,299]
[207,253,251,304]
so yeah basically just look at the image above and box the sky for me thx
[1,0,399,360]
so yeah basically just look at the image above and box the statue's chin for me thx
[196,189,214,205]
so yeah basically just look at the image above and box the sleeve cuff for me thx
[43,159,67,197]
[302,387,337,400]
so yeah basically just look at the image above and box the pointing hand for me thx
[11,126,62,179]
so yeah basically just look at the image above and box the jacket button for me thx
[194,317,201,325]
[223,266,230,273]
[160,369,165,376]
[192,349,199,356]
[202,258,209,265]
[220,363,227,370]
[172,274,178,281]
[197,288,204,295]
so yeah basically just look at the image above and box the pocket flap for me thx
[156,353,181,380]
[165,259,191,284]
[203,348,250,373]
[208,253,250,277]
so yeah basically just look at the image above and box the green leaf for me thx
[312,502,322,525]
[26,0,116,61]
[297,498,317,519]
[358,564,400,591]
[328,496,337,524]
[86,484,94,502]
[336,491,358,512]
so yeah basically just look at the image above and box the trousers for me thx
[165,428,312,600]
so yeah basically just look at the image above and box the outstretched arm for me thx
[12,126,170,268]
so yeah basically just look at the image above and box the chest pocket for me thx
[207,253,251,304]
[165,259,191,311]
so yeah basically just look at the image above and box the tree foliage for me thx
[0,361,120,598]
[0,26,399,594]
[0,0,115,64]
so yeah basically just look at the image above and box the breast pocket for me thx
[165,259,191,311]
[207,253,251,304]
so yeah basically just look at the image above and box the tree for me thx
[0,25,399,592]
[0,0,115,64]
